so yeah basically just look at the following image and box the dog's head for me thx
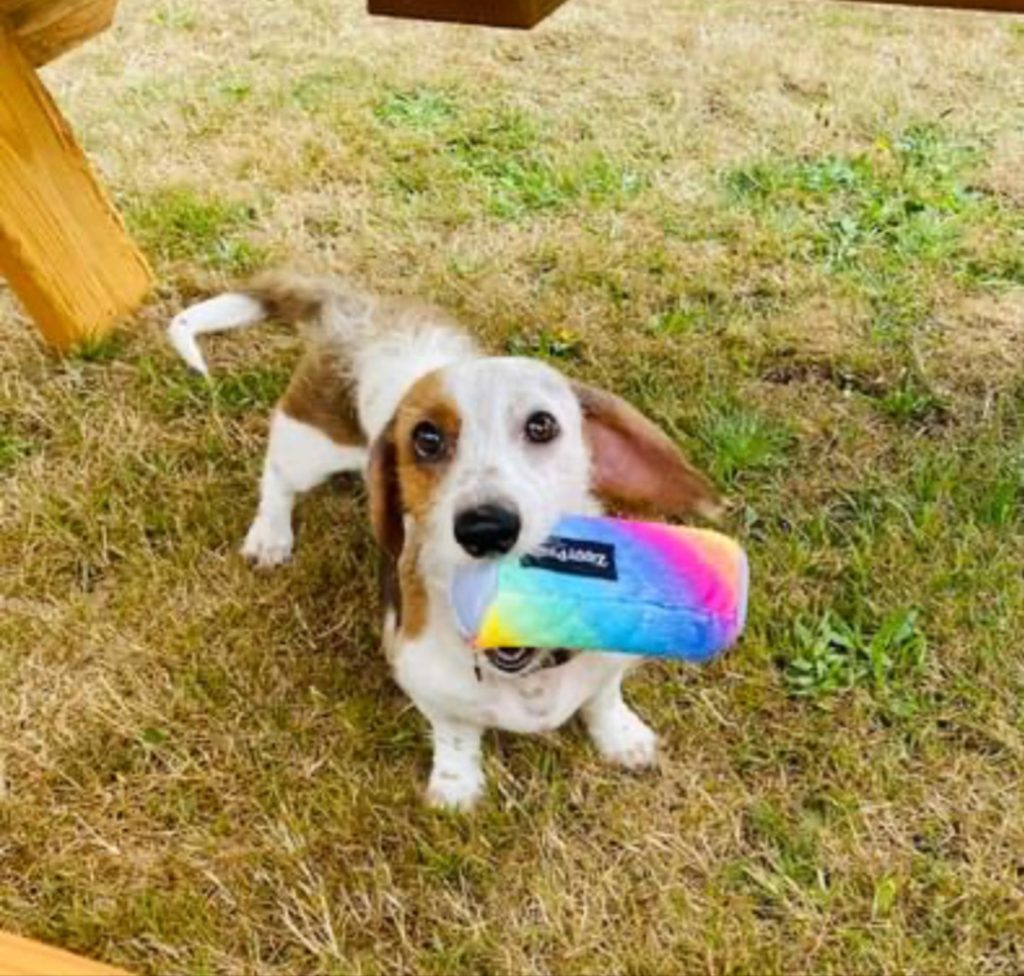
[369,357,721,609]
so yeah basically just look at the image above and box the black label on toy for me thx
[522,536,618,581]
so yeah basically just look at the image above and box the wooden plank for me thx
[368,0,1022,24]
[0,932,128,976]
[0,20,151,349]
[367,0,568,28]
[0,0,116,66]
[843,0,1024,10]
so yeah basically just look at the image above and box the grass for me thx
[783,608,927,701]
[1,0,1023,973]
[124,187,267,274]
[725,123,1022,343]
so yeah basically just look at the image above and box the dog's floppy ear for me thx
[573,382,722,519]
[367,421,404,558]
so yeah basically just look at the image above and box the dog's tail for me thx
[167,271,370,376]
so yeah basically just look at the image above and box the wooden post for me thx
[0,16,151,349]
[3,0,119,66]
[0,931,128,975]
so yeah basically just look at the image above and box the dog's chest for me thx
[393,637,613,734]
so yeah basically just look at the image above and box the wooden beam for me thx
[367,0,568,28]
[842,0,1024,10]
[0,0,117,66]
[0,931,128,976]
[367,0,1022,24]
[0,19,151,349]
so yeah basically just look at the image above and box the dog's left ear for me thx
[367,421,404,558]
[573,382,722,519]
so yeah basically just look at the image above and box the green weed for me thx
[506,327,584,360]
[877,374,948,426]
[784,609,927,699]
[698,401,794,485]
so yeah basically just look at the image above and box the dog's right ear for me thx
[368,421,404,559]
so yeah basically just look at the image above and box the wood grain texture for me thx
[0,20,151,348]
[843,0,1024,11]
[0,0,116,66]
[367,0,1022,23]
[0,932,128,976]
[367,0,568,28]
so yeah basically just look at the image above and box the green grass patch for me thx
[966,461,1023,528]
[725,123,1020,341]
[783,609,927,700]
[375,87,458,130]
[380,102,647,219]
[124,186,266,272]
[67,333,127,364]
[877,373,948,427]
[697,399,794,486]
[151,0,197,30]
[726,126,984,271]
[742,799,826,894]
[138,356,287,418]
[0,430,33,472]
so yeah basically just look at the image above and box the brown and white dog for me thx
[168,274,721,809]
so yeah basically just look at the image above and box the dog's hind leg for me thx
[242,411,366,568]
[243,350,367,568]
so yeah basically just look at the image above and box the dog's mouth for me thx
[482,646,575,676]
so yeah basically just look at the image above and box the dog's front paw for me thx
[241,517,294,568]
[426,764,485,812]
[590,708,658,770]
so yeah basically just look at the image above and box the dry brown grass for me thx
[2,1,1023,973]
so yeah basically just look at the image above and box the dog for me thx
[168,273,722,809]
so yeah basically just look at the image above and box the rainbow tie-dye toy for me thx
[451,515,748,662]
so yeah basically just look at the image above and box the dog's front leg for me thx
[582,669,658,770]
[425,714,485,811]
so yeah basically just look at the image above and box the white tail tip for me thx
[166,293,266,377]
[168,313,211,376]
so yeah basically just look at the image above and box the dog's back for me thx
[169,272,478,443]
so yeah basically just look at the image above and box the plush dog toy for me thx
[451,515,748,662]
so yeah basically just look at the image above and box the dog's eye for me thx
[524,411,560,444]
[412,421,446,461]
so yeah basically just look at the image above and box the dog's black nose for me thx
[454,504,521,558]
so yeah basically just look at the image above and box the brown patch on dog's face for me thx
[280,348,365,446]
[368,371,462,640]
[393,372,462,523]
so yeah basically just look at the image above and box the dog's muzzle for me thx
[481,646,575,677]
